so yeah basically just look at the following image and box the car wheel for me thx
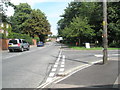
[20,47,24,52]
[27,46,30,51]
[9,49,13,52]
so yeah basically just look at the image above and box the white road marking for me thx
[54,59,102,84]
[95,54,120,58]
[53,64,58,68]
[56,51,62,62]
[112,54,120,55]
[60,65,64,68]
[38,50,66,89]
[63,55,65,59]
[49,73,55,77]
[51,68,57,72]
[57,55,65,76]
[62,60,65,62]
[37,59,102,88]
[59,68,64,72]
[55,62,59,65]
[58,72,64,75]
[61,62,65,64]
[44,49,63,84]
[46,77,53,83]
[94,55,103,57]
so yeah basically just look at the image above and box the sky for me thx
[6,0,74,35]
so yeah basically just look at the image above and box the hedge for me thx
[7,33,33,45]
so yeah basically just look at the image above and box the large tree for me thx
[10,3,32,33]
[10,3,51,42]
[22,9,51,42]
[58,2,99,45]
[0,0,15,24]
[0,1,15,37]
[58,2,120,47]
[107,2,120,47]
[62,17,95,45]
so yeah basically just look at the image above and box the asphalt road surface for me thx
[1,42,119,89]
[2,42,60,88]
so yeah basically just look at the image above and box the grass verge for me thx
[69,46,120,50]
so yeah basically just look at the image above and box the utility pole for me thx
[103,0,108,64]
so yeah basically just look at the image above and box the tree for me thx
[10,3,32,33]
[58,1,120,47]
[107,2,120,47]
[62,17,95,45]
[0,0,14,38]
[58,2,98,45]
[10,3,51,42]
[0,0,16,23]
[22,9,51,42]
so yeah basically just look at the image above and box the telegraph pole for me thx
[103,0,108,64]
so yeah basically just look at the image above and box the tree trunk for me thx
[78,38,81,46]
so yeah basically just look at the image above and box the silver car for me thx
[8,39,30,52]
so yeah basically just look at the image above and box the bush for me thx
[109,41,120,48]
[7,32,33,45]
[0,33,7,39]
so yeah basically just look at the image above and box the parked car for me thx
[8,39,30,52]
[37,41,44,47]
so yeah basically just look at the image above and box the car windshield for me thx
[9,40,18,44]
[38,42,43,43]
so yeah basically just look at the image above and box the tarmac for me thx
[45,57,120,90]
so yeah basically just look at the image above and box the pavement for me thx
[47,58,120,90]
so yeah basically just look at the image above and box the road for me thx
[49,50,119,89]
[1,42,119,89]
[62,48,119,72]
[2,42,60,88]
[38,44,119,89]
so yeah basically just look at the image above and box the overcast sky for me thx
[6,0,74,35]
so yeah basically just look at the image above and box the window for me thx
[23,40,27,43]
[9,40,18,44]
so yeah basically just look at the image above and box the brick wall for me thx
[0,39,9,50]
[32,39,37,45]
[0,39,2,50]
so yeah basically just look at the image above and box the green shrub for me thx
[0,33,8,39]
[7,32,33,45]
[109,42,120,48]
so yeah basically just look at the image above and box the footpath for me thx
[46,58,119,90]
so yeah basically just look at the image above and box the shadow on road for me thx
[51,55,92,65]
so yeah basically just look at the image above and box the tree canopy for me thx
[10,3,51,42]
[58,2,120,47]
